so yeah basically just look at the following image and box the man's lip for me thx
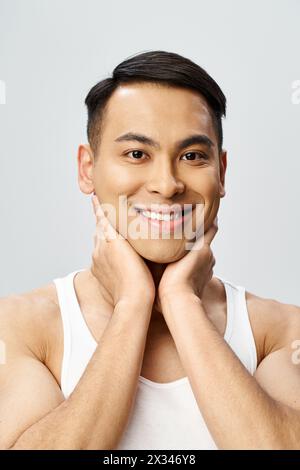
[133,204,194,214]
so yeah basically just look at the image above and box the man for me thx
[1,50,300,450]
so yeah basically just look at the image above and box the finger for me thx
[92,194,123,241]
[189,218,218,252]
[92,195,109,242]
[92,194,112,241]
[92,194,105,223]
[203,219,218,246]
[94,223,107,245]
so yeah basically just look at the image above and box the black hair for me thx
[85,50,226,155]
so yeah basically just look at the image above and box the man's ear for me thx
[219,149,227,198]
[77,143,95,195]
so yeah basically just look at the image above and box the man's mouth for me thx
[133,205,194,232]
[134,207,191,221]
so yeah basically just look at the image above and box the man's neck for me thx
[143,259,169,318]
[144,259,167,291]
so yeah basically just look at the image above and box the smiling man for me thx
[1,50,300,450]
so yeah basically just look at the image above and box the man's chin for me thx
[130,239,189,264]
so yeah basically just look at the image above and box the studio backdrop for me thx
[0,0,299,305]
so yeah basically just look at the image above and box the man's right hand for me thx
[91,193,156,307]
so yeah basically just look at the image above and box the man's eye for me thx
[126,150,147,160]
[181,152,208,161]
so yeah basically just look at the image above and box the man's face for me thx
[82,82,226,263]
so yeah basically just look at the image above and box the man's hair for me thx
[84,50,226,156]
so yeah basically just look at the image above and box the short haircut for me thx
[85,50,226,156]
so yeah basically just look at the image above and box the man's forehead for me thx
[103,84,215,139]
[109,83,211,112]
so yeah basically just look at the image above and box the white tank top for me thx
[53,269,257,450]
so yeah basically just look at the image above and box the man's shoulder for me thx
[0,281,61,362]
[245,288,300,362]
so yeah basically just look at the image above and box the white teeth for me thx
[139,210,182,221]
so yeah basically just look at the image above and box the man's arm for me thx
[160,292,300,450]
[0,296,152,450]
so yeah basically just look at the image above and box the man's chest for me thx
[46,293,233,387]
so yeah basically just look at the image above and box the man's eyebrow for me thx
[114,132,214,151]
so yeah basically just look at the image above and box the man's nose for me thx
[145,161,185,198]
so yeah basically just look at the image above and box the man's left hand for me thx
[158,216,219,302]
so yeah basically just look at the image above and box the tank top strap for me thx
[53,268,89,397]
[214,275,258,375]
[53,268,87,333]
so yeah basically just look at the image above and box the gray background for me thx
[0,0,299,305]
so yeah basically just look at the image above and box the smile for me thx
[134,209,183,221]
[134,206,193,231]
